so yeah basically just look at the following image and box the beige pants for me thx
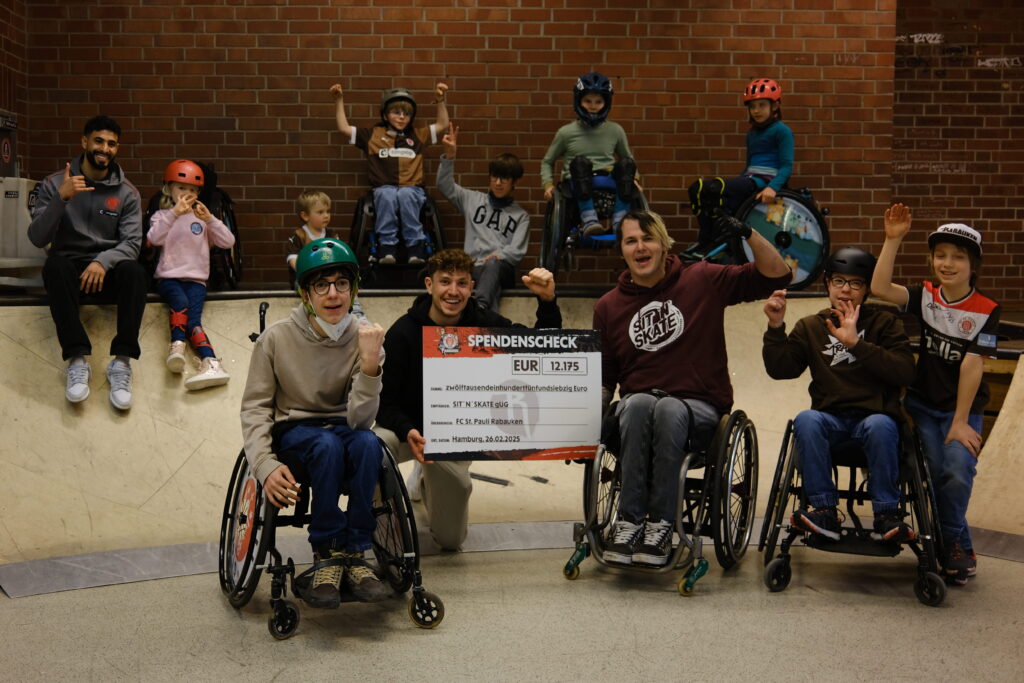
[374,426,472,550]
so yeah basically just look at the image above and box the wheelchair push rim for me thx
[371,446,418,594]
[735,188,830,291]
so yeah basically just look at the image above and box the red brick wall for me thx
[0,0,28,169]
[21,0,898,289]
[894,0,1024,304]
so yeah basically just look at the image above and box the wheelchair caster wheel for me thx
[267,600,300,640]
[409,590,445,629]
[763,557,792,593]
[678,558,709,596]
[563,564,580,581]
[914,572,946,607]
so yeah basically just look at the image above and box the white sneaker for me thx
[406,461,423,502]
[184,357,230,391]
[106,359,133,410]
[166,341,187,373]
[65,360,91,403]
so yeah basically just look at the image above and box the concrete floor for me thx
[1,549,1022,681]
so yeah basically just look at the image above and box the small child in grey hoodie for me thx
[436,124,528,313]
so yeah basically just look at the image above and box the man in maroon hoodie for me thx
[595,209,790,567]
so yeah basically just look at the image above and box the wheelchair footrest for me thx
[803,531,904,558]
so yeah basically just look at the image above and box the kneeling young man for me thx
[596,210,790,567]
[241,238,389,607]
[375,249,561,551]
[762,248,917,543]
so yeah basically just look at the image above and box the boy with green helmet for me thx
[241,237,390,607]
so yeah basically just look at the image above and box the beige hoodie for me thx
[240,304,384,484]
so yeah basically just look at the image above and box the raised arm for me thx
[433,82,450,135]
[871,203,911,307]
[330,84,353,138]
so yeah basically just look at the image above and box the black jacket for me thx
[377,293,562,441]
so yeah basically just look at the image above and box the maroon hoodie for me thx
[594,255,788,413]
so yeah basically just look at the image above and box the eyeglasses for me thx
[309,278,351,296]
[828,276,866,291]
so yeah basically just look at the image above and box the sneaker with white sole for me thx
[406,461,423,502]
[184,357,230,391]
[604,519,643,565]
[633,519,673,567]
[65,360,91,403]
[106,359,133,410]
[166,341,187,373]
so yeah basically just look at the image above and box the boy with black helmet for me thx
[872,204,1000,584]
[762,247,918,544]
[688,77,795,245]
[330,82,450,264]
[240,237,390,607]
[541,72,639,236]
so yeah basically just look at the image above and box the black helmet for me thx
[380,88,417,125]
[573,72,613,127]
[825,247,876,282]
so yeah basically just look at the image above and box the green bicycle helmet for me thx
[295,238,360,298]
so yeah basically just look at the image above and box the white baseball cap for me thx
[928,223,982,257]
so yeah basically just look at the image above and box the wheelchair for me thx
[562,402,759,595]
[758,419,947,606]
[218,303,444,639]
[141,161,243,290]
[680,187,830,291]
[349,188,445,286]
[539,174,648,275]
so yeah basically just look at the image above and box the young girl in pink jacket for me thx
[148,159,236,390]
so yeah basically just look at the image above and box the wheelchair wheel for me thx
[914,572,947,607]
[758,419,793,552]
[421,196,445,256]
[763,556,792,592]
[711,411,759,569]
[408,589,445,629]
[906,428,945,582]
[371,446,417,594]
[540,189,569,273]
[219,450,273,608]
[583,444,620,555]
[761,421,798,566]
[734,188,830,291]
[267,600,300,640]
[349,192,377,286]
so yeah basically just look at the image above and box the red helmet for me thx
[743,78,782,103]
[163,159,204,187]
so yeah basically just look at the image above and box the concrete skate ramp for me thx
[0,292,1017,578]
[972,358,1024,537]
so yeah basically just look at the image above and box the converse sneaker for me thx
[406,461,423,502]
[871,510,917,544]
[378,245,397,265]
[307,547,344,608]
[166,341,187,373]
[340,550,392,602]
[65,359,91,403]
[106,358,133,411]
[604,519,643,565]
[184,357,230,391]
[791,507,842,541]
[633,519,673,567]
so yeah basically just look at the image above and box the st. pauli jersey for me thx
[352,123,438,188]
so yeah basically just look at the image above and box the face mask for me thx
[313,313,351,341]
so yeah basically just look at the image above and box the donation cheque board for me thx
[422,327,601,460]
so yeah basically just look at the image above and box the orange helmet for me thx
[743,78,782,103]
[163,159,204,187]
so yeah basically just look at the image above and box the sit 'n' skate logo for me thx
[629,300,684,352]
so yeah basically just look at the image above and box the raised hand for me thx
[193,200,211,222]
[172,193,195,217]
[329,83,344,100]
[521,267,555,302]
[825,298,861,348]
[763,289,787,328]
[442,123,459,158]
[357,322,385,376]
[435,82,448,102]
[884,203,912,241]
[58,163,94,201]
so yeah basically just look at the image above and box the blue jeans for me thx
[276,422,382,552]
[156,278,214,358]
[792,410,901,513]
[616,393,719,524]
[373,185,426,247]
[904,394,981,549]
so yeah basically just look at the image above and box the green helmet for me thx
[295,238,359,296]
